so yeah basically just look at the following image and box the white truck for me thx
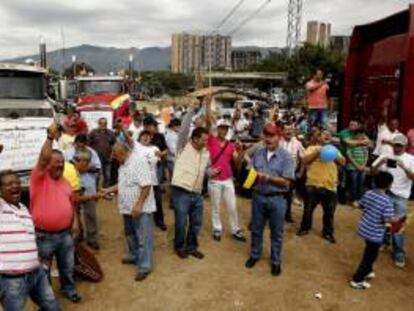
[0,63,55,192]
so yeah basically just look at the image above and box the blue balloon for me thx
[320,145,338,162]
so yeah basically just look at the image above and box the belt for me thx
[254,191,288,197]
[35,228,70,234]
[0,267,39,278]
[172,186,200,195]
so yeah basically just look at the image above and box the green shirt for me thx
[346,145,369,170]
[336,129,353,155]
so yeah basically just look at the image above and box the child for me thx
[346,129,370,207]
[350,171,395,289]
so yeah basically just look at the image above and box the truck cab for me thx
[0,63,55,191]
[73,75,131,129]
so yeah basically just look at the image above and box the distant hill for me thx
[3,44,279,74]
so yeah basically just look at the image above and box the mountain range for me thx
[2,44,279,74]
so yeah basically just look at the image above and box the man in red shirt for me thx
[30,123,82,303]
[306,69,330,129]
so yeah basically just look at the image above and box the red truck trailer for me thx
[342,5,414,133]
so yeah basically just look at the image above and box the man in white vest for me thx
[171,99,218,259]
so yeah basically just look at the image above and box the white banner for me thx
[81,111,114,131]
[0,128,47,172]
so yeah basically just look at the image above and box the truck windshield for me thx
[79,81,122,95]
[0,71,45,99]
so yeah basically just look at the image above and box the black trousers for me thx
[285,186,294,221]
[353,240,381,282]
[153,185,165,226]
[299,186,337,236]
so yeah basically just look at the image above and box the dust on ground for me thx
[33,195,414,311]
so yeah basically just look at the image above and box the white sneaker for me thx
[349,281,371,290]
[395,259,406,269]
[366,272,376,280]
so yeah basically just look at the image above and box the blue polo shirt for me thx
[252,147,295,195]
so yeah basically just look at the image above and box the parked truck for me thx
[342,5,414,133]
[71,75,132,129]
[0,63,55,191]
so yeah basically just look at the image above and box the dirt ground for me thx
[30,194,413,311]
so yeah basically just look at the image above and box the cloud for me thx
[0,0,409,59]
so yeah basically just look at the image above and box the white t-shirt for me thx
[373,152,414,199]
[129,123,143,142]
[373,124,400,157]
[165,129,179,162]
[135,143,160,186]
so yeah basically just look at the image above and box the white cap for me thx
[217,119,232,128]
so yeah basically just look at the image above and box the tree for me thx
[137,71,194,97]
[250,44,346,87]
[63,62,95,79]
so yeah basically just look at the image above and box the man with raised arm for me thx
[30,123,82,303]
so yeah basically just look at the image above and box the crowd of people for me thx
[1,69,414,310]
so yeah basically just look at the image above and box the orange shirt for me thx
[306,79,329,109]
[30,167,74,232]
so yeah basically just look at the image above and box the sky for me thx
[0,0,411,59]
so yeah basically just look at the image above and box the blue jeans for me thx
[348,170,366,202]
[309,109,329,129]
[389,193,408,261]
[123,213,154,273]
[250,193,287,265]
[35,230,77,297]
[0,267,60,311]
[172,187,204,252]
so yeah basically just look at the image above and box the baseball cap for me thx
[143,116,159,126]
[217,119,232,128]
[263,123,281,137]
[392,134,408,146]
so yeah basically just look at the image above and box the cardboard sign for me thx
[81,111,114,130]
[0,128,47,172]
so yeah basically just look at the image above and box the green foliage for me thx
[63,62,95,78]
[138,71,194,96]
[251,44,346,86]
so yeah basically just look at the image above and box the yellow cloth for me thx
[243,168,258,189]
[305,146,339,192]
[63,162,81,192]
[110,94,130,110]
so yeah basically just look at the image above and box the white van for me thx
[0,63,55,190]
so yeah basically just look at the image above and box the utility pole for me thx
[72,55,77,78]
[286,0,303,57]
[129,53,134,80]
[39,36,47,68]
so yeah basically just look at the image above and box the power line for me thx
[227,0,272,36]
[213,0,246,34]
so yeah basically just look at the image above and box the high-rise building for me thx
[330,35,351,55]
[231,50,262,71]
[171,33,232,74]
[306,21,332,47]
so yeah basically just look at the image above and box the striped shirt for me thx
[0,199,40,274]
[358,190,394,243]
